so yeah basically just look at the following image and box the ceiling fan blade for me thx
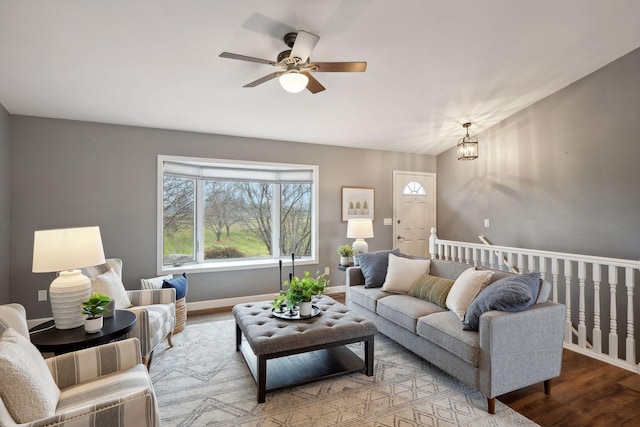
[219,52,276,66]
[243,72,282,88]
[310,62,367,72]
[302,72,325,94]
[289,30,319,63]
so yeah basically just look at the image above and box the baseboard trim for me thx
[186,286,346,314]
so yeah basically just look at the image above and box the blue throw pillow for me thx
[358,248,401,288]
[163,273,188,300]
[462,272,540,331]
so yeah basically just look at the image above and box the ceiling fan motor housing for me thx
[283,32,298,48]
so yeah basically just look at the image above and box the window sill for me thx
[159,258,318,275]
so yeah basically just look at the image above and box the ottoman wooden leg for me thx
[365,336,374,376]
[236,322,241,351]
[257,355,267,403]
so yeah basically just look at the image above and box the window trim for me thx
[157,155,319,275]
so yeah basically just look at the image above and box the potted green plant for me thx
[277,271,329,317]
[81,293,112,333]
[337,244,354,266]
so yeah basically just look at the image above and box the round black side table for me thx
[29,309,136,355]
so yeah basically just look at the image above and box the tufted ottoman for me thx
[233,295,377,402]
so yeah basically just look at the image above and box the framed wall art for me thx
[341,186,375,222]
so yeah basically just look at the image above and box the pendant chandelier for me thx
[457,122,478,160]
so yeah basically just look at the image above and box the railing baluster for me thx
[551,258,559,303]
[564,259,573,344]
[578,261,587,348]
[480,249,487,268]
[517,253,525,274]
[593,264,602,354]
[465,247,471,265]
[609,266,618,361]
[538,257,547,286]
[528,254,535,274]
[625,267,635,365]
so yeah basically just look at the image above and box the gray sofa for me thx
[346,257,566,414]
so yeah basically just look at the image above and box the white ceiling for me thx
[1,1,639,155]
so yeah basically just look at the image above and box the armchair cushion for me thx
[0,328,60,423]
[141,274,172,290]
[90,268,132,310]
[162,273,188,299]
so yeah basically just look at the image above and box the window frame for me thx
[157,155,319,275]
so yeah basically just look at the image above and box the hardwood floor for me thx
[187,294,640,426]
[501,350,640,426]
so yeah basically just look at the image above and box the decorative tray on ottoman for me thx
[272,305,321,320]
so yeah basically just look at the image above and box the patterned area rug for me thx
[151,319,538,427]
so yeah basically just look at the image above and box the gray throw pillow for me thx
[462,272,541,331]
[359,248,401,288]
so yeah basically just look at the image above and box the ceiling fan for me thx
[219,30,366,94]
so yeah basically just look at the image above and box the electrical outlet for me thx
[38,290,47,302]
[324,267,330,275]
[484,219,490,228]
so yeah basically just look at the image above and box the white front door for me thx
[393,171,436,257]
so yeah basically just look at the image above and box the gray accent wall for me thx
[0,103,9,304]
[9,116,436,317]
[437,47,640,260]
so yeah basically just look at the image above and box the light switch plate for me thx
[484,219,490,228]
[383,218,392,225]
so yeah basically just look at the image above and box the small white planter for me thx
[299,301,313,317]
[340,256,350,266]
[84,316,103,333]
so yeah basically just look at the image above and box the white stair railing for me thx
[429,228,640,373]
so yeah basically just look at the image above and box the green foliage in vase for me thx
[274,271,330,309]
[81,293,112,319]
[337,244,354,257]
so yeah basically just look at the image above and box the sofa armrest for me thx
[45,338,143,389]
[127,288,176,306]
[478,301,566,398]
[346,266,364,287]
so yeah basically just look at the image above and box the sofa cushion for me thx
[91,268,132,310]
[408,274,455,308]
[349,285,391,312]
[359,248,401,288]
[377,295,445,332]
[416,311,480,366]
[381,254,431,294]
[462,272,541,331]
[446,268,494,321]
[0,328,61,423]
[429,259,474,280]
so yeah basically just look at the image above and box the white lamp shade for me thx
[33,226,106,272]
[347,219,374,239]
[279,71,309,93]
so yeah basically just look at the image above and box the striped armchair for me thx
[0,304,160,427]
[82,259,176,368]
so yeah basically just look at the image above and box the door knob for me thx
[397,235,405,240]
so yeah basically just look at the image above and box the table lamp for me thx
[32,226,106,329]
[347,218,374,266]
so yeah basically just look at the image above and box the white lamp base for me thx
[49,270,92,329]
[352,239,369,266]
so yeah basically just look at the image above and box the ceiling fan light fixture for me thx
[457,122,478,160]
[279,70,308,93]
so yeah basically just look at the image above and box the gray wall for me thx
[9,116,436,317]
[0,103,9,304]
[437,47,640,260]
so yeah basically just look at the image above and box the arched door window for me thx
[403,181,426,195]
